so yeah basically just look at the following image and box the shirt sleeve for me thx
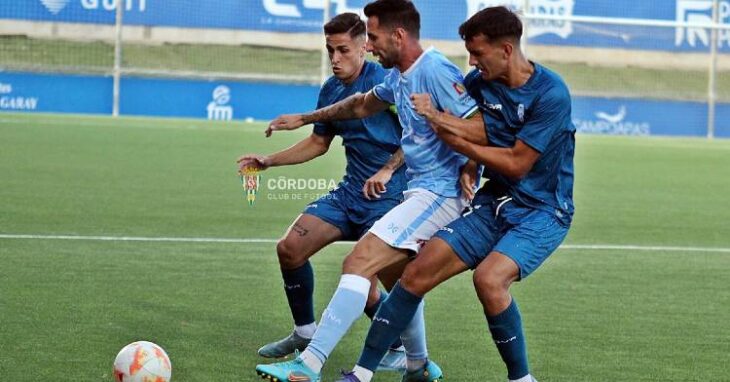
[429,63,479,119]
[516,86,571,153]
[371,70,396,105]
[312,84,337,136]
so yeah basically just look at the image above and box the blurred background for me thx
[1,0,729,137]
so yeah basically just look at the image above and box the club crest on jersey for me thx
[240,166,261,206]
[452,82,466,95]
[517,103,525,122]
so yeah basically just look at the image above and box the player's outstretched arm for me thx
[410,93,487,145]
[362,148,405,200]
[266,91,388,137]
[237,133,334,174]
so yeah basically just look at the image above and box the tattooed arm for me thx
[266,91,389,137]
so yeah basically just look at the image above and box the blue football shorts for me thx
[434,189,569,279]
[303,186,402,241]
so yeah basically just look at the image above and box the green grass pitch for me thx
[0,113,728,381]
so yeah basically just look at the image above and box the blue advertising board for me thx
[3,71,728,138]
[119,76,320,120]
[0,72,112,114]
[1,0,729,53]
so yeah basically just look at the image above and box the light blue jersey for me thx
[372,47,478,198]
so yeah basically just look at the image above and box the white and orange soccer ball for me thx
[113,341,172,382]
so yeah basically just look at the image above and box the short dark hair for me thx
[364,0,420,39]
[324,12,366,38]
[459,6,522,43]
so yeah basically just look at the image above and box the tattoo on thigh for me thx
[292,223,309,237]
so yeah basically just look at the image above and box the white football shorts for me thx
[369,188,468,253]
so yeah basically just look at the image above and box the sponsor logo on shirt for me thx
[484,102,503,111]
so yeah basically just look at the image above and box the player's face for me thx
[466,34,511,81]
[365,16,398,68]
[326,32,366,84]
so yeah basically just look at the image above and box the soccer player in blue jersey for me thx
[340,6,576,382]
[256,1,482,381]
[237,12,408,369]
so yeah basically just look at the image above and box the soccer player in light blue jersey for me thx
[341,6,575,382]
[238,12,408,370]
[256,1,482,381]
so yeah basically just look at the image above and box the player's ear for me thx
[392,27,407,45]
[502,40,513,59]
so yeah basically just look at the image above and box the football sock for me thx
[352,365,374,382]
[306,274,371,369]
[401,299,428,369]
[294,322,317,339]
[510,374,534,382]
[281,261,315,327]
[299,349,324,373]
[487,298,529,380]
[363,290,404,350]
[357,281,423,372]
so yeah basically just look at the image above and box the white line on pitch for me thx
[1,234,729,253]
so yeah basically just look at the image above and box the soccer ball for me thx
[113,341,172,382]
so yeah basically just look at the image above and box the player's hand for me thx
[236,154,271,174]
[459,161,478,202]
[362,168,393,200]
[266,114,306,137]
[410,93,438,120]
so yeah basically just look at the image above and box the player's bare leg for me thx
[344,237,469,382]
[473,252,534,382]
[257,214,342,358]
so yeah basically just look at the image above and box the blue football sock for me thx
[307,274,370,363]
[281,261,315,327]
[400,300,428,362]
[357,282,422,371]
[487,298,529,380]
[363,290,385,319]
[364,290,404,350]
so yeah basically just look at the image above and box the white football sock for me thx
[294,323,317,339]
[353,365,374,382]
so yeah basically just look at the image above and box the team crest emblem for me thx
[240,166,261,206]
[517,103,525,122]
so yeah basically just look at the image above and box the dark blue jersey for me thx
[314,60,406,200]
[465,63,575,224]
